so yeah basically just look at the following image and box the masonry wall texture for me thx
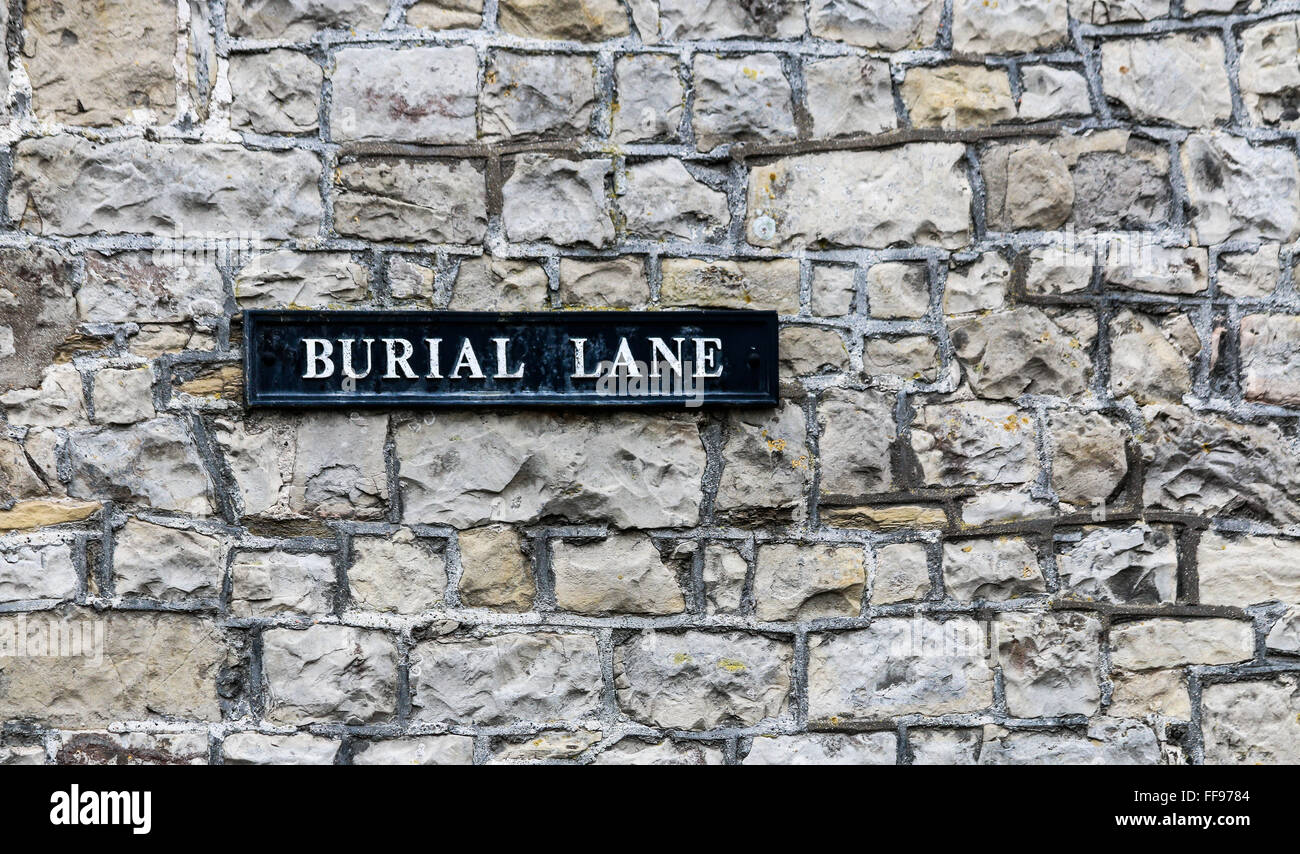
[0,0,1299,766]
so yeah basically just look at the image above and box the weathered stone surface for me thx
[1057,525,1176,605]
[0,540,76,603]
[994,612,1102,717]
[10,136,322,239]
[1181,134,1300,244]
[808,618,994,721]
[1218,244,1279,299]
[902,66,1016,130]
[872,542,930,604]
[944,253,1009,314]
[1239,21,1300,130]
[1110,668,1190,719]
[867,262,929,318]
[1240,314,1300,406]
[659,258,799,313]
[952,0,1068,54]
[1197,532,1300,607]
[236,251,370,308]
[1049,410,1128,508]
[552,535,684,615]
[826,503,946,530]
[334,158,487,243]
[407,0,483,28]
[412,632,603,725]
[943,537,1044,601]
[502,155,613,247]
[1100,34,1232,126]
[397,412,703,529]
[592,738,724,765]
[692,54,795,151]
[908,728,981,765]
[745,733,895,765]
[816,387,896,501]
[1266,607,1300,654]
[80,252,226,324]
[621,159,729,241]
[228,0,389,37]
[0,439,46,506]
[450,257,549,311]
[92,368,155,425]
[458,525,534,611]
[615,630,792,729]
[387,256,435,305]
[1110,618,1253,670]
[753,543,864,621]
[0,611,225,725]
[960,489,1052,526]
[780,327,849,378]
[613,54,683,144]
[67,418,213,513]
[1202,676,1300,764]
[114,520,224,601]
[981,141,1074,231]
[490,730,602,763]
[352,736,474,765]
[950,306,1094,399]
[222,733,338,765]
[864,336,939,384]
[483,51,596,140]
[1139,405,1300,524]
[263,625,397,724]
[231,549,335,617]
[1108,310,1199,404]
[56,731,209,766]
[349,529,446,614]
[2,365,88,428]
[811,265,856,317]
[715,403,810,516]
[703,541,748,615]
[1023,245,1094,296]
[910,401,1038,487]
[558,257,648,308]
[0,501,100,532]
[803,57,896,138]
[1019,66,1092,120]
[497,0,629,40]
[0,247,77,392]
[230,50,322,134]
[809,0,943,50]
[979,719,1159,764]
[25,0,177,126]
[654,0,803,40]
[1104,244,1207,295]
[1069,0,1168,24]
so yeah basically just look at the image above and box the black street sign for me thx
[243,310,779,408]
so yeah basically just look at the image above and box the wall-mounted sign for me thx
[244,310,778,408]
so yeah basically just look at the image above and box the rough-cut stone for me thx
[1240,314,1300,406]
[80,252,226,324]
[703,542,748,615]
[1100,34,1232,126]
[222,733,338,766]
[490,731,602,763]
[960,489,1051,526]
[621,159,729,241]
[612,55,683,147]
[816,388,896,501]
[1104,244,1207,295]
[1266,607,1300,654]
[593,738,724,765]
[981,141,1074,230]
[558,258,648,309]
[811,265,856,317]
[872,542,930,604]
[908,729,982,765]
[0,247,77,392]
[412,632,603,725]
[263,625,397,724]
[397,412,703,529]
[803,57,896,138]
[809,0,943,50]
[92,368,155,425]
[950,307,1094,399]
[753,543,865,621]
[1057,525,1176,605]
[1108,310,1199,404]
[655,0,803,40]
[746,145,972,249]
[230,50,322,134]
[349,529,446,614]
[943,537,1044,601]
[0,440,46,506]
[864,336,940,384]
[334,158,486,243]
[827,503,947,530]
[779,327,849,378]
[1110,668,1190,719]
[979,719,1159,764]
[1197,532,1300,607]
[450,257,549,311]
[0,501,100,532]
[230,549,335,617]
[114,520,224,601]
[458,525,534,611]
[745,733,895,765]
[1023,245,1094,296]
[1201,676,1300,764]
[910,401,1038,487]
[1239,21,1300,130]
[483,51,596,140]
[615,630,792,729]
[228,0,389,37]
[1049,410,1128,508]
[1069,0,1168,24]
[1140,406,1300,524]
[1019,66,1092,120]
[387,257,436,305]
[352,736,474,765]
[3,365,88,428]
[715,403,810,516]
[497,0,629,40]
[236,251,369,308]
[1110,618,1254,670]
[1181,134,1300,244]
[994,612,1102,717]
[0,611,225,725]
[67,418,213,513]
[552,535,684,615]
[0,541,76,603]
[902,66,1016,130]
[1218,244,1279,299]
[692,54,795,151]
[952,0,1068,54]
[944,253,1010,314]
[659,258,799,313]
[808,618,994,721]
[867,262,929,318]
[502,155,613,247]
[407,0,483,28]
[25,0,177,126]
[56,731,209,766]
[9,136,322,239]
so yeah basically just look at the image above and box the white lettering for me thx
[425,338,442,378]
[647,337,685,378]
[571,338,603,378]
[302,338,335,379]
[340,338,375,379]
[492,338,526,379]
[694,338,723,378]
[450,338,485,379]
[383,338,418,379]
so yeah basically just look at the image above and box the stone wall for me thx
[1,0,1299,765]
